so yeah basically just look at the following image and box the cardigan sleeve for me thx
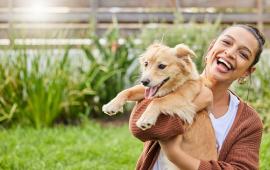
[198,117,263,170]
[129,99,185,142]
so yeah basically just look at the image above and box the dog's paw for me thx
[136,114,157,130]
[102,100,124,116]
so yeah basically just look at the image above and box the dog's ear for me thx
[174,44,196,58]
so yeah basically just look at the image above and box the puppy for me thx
[103,43,217,168]
[103,43,208,130]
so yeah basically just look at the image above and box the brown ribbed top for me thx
[129,99,263,170]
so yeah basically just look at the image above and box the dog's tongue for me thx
[144,86,158,99]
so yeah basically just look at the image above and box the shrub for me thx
[0,51,24,124]
[0,48,83,128]
[79,27,140,117]
[1,20,270,128]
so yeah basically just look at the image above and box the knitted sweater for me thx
[129,99,263,170]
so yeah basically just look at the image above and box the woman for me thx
[130,25,265,170]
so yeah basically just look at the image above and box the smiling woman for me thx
[130,25,266,170]
[203,25,263,86]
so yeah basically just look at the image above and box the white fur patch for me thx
[161,102,196,124]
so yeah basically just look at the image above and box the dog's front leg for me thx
[102,85,145,116]
[136,95,196,130]
[136,84,200,129]
[136,100,161,130]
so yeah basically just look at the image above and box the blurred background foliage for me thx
[0,19,269,133]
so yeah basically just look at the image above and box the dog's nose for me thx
[141,79,150,86]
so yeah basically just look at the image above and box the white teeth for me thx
[217,58,232,70]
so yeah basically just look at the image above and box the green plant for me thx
[20,50,67,128]
[1,18,269,128]
[0,52,23,124]
[79,26,140,117]
[0,25,140,125]
[0,47,88,128]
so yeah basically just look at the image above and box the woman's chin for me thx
[209,71,232,84]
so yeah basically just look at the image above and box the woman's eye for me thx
[144,61,148,67]
[222,40,231,45]
[158,64,167,69]
[240,52,248,59]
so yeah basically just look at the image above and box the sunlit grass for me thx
[0,121,269,169]
[0,122,142,170]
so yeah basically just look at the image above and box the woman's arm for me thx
[193,85,213,112]
[159,119,263,170]
[129,99,184,142]
[159,135,200,170]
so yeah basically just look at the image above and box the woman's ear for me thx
[244,66,256,77]
[238,67,256,84]
[250,66,256,73]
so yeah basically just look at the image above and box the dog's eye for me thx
[144,61,148,67]
[158,64,167,69]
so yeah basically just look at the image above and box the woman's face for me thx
[204,26,258,84]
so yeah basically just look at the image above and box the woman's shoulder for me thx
[238,100,263,130]
[241,101,261,119]
[229,91,263,128]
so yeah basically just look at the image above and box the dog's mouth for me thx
[144,77,170,99]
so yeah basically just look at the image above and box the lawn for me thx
[260,132,270,169]
[0,122,269,170]
[0,122,142,170]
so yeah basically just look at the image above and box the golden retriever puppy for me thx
[102,43,209,130]
[103,43,217,168]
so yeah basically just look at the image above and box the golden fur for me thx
[102,43,217,167]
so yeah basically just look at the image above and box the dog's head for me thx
[139,43,199,99]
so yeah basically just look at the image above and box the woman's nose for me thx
[224,48,236,59]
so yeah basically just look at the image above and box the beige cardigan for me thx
[129,99,263,170]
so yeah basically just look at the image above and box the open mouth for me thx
[216,58,234,72]
[144,77,170,99]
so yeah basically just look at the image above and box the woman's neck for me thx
[211,84,230,118]
[201,71,232,118]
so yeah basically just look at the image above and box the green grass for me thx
[0,122,142,170]
[0,122,269,170]
[260,133,270,169]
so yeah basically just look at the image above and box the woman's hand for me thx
[193,85,213,112]
[159,135,200,170]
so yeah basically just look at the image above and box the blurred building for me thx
[0,0,269,46]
